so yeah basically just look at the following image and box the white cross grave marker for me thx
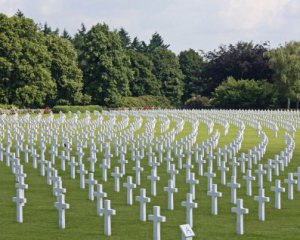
[54,194,70,229]
[99,199,116,236]
[271,179,285,209]
[123,176,136,205]
[163,179,178,210]
[231,199,249,235]
[207,184,222,215]
[94,184,107,216]
[136,188,151,221]
[254,188,270,221]
[284,173,297,200]
[181,193,198,228]
[148,206,166,240]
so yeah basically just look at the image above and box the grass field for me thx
[0,110,300,240]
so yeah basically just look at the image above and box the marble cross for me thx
[99,199,116,236]
[243,169,256,196]
[271,179,285,209]
[123,176,137,205]
[231,199,249,235]
[12,188,27,223]
[204,167,216,192]
[186,173,199,200]
[218,161,229,185]
[136,188,151,221]
[181,193,198,228]
[148,206,166,240]
[163,179,178,210]
[207,184,222,215]
[147,169,160,196]
[94,184,107,216]
[284,173,297,200]
[255,164,266,188]
[77,163,88,189]
[54,194,70,229]
[254,188,270,221]
[227,176,241,204]
[111,166,123,192]
[85,173,98,201]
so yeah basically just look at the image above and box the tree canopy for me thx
[179,49,203,101]
[0,11,299,109]
[212,77,277,109]
[74,23,132,107]
[151,47,184,105]
[201,41,273,95]
[265,41,300,109]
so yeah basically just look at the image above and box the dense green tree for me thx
[265,41,300,109]
[75,23,132,106]
[151,47,184,105]
[0,13,56,107]
[45,34,84,105]
[212,77,277,109]
[73,24,87,67]
[179,49,203,101]
[128,50,160,96]
[201,41,273,95]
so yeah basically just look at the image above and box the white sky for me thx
[0,0,299,53]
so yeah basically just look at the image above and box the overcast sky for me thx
[0,0,299,53]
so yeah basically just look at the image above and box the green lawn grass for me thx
[0,113,300,240]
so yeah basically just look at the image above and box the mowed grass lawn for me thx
[0,114,300,240]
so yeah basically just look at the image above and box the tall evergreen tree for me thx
[75,23,132,106]
[15,9,25,18]
[45,34,84,105]
[179,49,203,101]
[151,47,184,105]
[131,37,144,52]
[73,23,87,67]
[128,50,160,96]
[147,32,169,52]
[118,28,131,49]
[61,29,72,41]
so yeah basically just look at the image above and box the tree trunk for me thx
[287,98,291,109]
[297,99,299,109]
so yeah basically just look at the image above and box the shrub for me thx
[52,105,103,113]
[184,95,211,109]
[0,104,18,110]
[211,77,278,109]
[120,95,172,108]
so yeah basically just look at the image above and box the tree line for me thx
[1,11,300,109]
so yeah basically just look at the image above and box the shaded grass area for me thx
[0,116,300,240]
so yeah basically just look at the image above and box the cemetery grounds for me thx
[0,109,300,240]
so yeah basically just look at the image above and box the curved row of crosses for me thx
[0,110,299,239]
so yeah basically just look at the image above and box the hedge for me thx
[120,95,172,108]
[184,95,211,109]
[0,104,18,110]
[52,105,103,113]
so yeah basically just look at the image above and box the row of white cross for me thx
[0,109,300,239]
